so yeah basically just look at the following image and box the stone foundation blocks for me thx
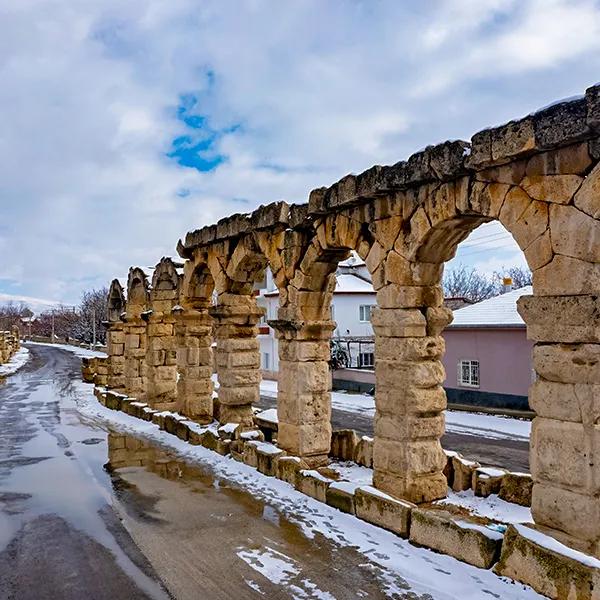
[499,473,533,507]
[473,467,507,498]
[330,429,359,461]
[355,486,414,538]
[296,470,333,503]
[326,482,357,514]
[276,456,307,487]
[256,443,286,477]
[451,455,480,492]
[495,524,600,600]
[409,508,503,569]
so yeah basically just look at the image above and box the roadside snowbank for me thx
[0,347,30,377]
[27,341,107,359]
[74,381,542,600]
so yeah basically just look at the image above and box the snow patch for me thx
[0,347,30,377]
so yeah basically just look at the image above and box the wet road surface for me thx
[0,345,169,600]
[0,344,443,599]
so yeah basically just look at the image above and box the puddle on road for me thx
[105,431,424,600]
[0,346,169,599]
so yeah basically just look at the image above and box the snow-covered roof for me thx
[449,286,532,328]
[263,272,375,297]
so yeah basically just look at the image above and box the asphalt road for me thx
[256,396,530,473]
[0,344,445,599]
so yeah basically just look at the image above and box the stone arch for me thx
[106,279,126,391]
[273,209,379,464]
[151,257,181,294]
[176,255,217,423]
[146,258,181,411]
[372,144,600,545]
[123,267,150,399]
[126,267,149,318]
[182,256,215,309]
[107,279,125,323]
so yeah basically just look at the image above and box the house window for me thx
[262,352,270,370]
[359,305,374,322]
[458,359,479,388]
[359,352,374,368]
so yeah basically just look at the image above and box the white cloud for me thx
[1,0,599,303]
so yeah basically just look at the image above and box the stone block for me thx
[330,429,359,461]
[533,255,600,296]
[256,443,285,476]
[243,440,259,468]
[215,439,231,456]
[276,456,307,487]
[326,482,357,514]
[550,204,600,263]
[574,161,600,219]
[410,508,503,569]
[296,470,332,503]
[532,483,600,543]
[355,486,414,538]
[518,294,600,343]
[451,455,480,492]
[494,524,600,600]
[371,307,427,338]
[499,472,533,507]
[521,174,583,204]
[472,467,507,498]
[354,436,373,468]
[105,391,123,410]
[201,429,220,453]
[533,344,600,384]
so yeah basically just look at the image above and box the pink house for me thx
[442,286,534,411]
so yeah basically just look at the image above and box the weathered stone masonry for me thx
[104,84,600,560]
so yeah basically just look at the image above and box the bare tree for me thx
[0,301,29,332]
[494,266,532,289]
[71,287,108,344]
[443,265,500,303]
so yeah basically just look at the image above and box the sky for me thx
[1,0,600,306]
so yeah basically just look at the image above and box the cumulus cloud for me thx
[1,0,599,302]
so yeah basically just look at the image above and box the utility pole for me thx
[92,307,96,348]
[51,311,55,343]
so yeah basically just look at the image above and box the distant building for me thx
[257,259,533,411]
[257,255,377,379]
[442,285,533,411]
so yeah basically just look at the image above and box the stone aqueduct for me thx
[103,85,600,557]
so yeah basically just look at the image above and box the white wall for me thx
[257,291,376,374]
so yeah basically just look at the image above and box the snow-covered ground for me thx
[259,379,531,442]
[74,380,542,599]
[0,347,30,377]
[27,341,107,359]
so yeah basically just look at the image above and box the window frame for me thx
[359,304,374,323]
[457,359,480,388]
[359,351,375,368]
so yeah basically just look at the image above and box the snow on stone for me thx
[438,490,533,525]
[454,520,504,541]
[300,470,333,483]
[513,524,600,569]
[74,381,543,599]
[329,461,373,485]
[0,347,30,377]
[330,481,361,494]
[218,422,239,434]
[255,408,278,424]
[477,467,506,478]
[255,442,283,455]
[240,430,261,440]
